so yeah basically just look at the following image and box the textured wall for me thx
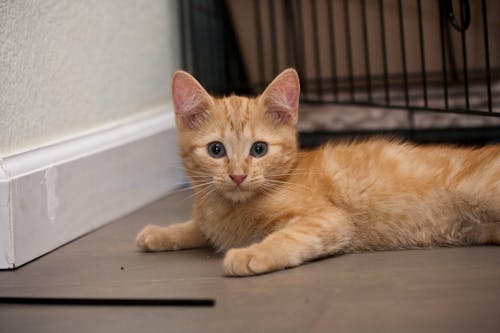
[0,0,180,157]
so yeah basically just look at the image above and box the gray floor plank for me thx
[1,190,499,332]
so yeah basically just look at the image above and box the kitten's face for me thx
[172,69,300,203]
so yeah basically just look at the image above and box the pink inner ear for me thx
[283,83,299,110]
[172,72,211,128]
[262,70,300,124]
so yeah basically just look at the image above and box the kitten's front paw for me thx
[223,246,281,276]
[136,224,174,252]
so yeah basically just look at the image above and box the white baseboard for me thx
[0,106,184,269]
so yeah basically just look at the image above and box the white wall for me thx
[0,0,180,157]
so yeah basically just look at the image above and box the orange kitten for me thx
[136,69,500,276]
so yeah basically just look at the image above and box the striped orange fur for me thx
[136,69,500,276]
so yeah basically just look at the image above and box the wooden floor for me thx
[1,190,499,333]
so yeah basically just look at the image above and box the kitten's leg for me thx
[224,208,353,276]
[136,220,208,251]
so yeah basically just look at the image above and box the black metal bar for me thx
[417,0,428,108]
[299,127,500,148]
[459,0,469,109]
[327,0,338,102]
[253,0,265,90]
[360,0,372,102]
[311,0,323,100]
[343,0,354,101]
[269,0,279,76]
[299,100,500,118]
[438,0,449,110]
[283,1,290,67]
[285,0,298,69]
[397,0,409,107]
[408,108,416,139]
[481,0,492,113]
[296,0,308,93]
[0,297,215,307]
[378,0,390,105]
[445,24,458,82]
[300,67,500,91]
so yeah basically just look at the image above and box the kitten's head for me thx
[172,69,300,203]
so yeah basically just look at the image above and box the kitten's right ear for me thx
[260,68,300,125]
[172,71,213,129]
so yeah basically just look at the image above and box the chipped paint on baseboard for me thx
[44,166,59,223]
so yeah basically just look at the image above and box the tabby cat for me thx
[136,68,500,276]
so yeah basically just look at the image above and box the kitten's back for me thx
[292,139,500,250]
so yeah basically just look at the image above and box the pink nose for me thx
[229,174,247,186]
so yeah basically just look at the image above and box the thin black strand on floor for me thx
[0,296,215,307]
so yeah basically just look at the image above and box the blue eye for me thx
[250,142,268,157]
[207,141,226,158]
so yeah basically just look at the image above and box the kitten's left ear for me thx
[260,68,300,125]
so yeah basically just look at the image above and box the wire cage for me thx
[180,0,500,145]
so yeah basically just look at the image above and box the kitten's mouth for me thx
[231,185,247,192]
[221,184,255,202]
[226,182,250,192]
